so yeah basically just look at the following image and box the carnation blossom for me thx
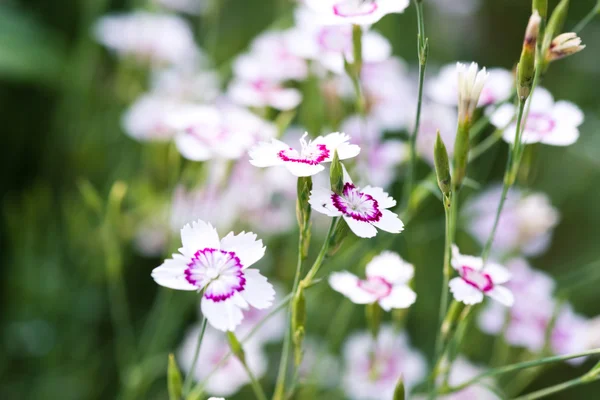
[329,251,416,310]
[427,63,512,108]
[178,324,267,396]
[309,167,404,238]
[342,325,427,399]
[169,105,276,161]
[152,220,275,331]
[449,245,514,306]
[93,12,198,65]
[287,8,391,74]
[464,185,560,257]
[303,0,410,26]
[490,87,583,146]
[249,132,360,177]
[456,62,489,122]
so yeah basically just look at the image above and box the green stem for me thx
[469,129,504,161]
[241,357,268,400]
[302,218,339,285]
[182,315,207,396]
[402,0,428,211]
[434,193,453,366]
[480,99,526,262]
[512,374,600,400]
[441,348,600,395]
[574,3,600,33]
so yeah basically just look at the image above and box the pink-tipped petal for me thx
[248,139,289,168]
[449,277,484,305]
[329,271,378,304]
[309,187,343,217]
[201,295,246,331]
[151,258,198,291]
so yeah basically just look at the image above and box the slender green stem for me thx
[469,129,504,161]
[574,3,600,33]
[241,357,268,400]
[182,315,207,395]
[480,99,526,262]
[441,348,600,395]
[513,374,600,400]
[302,218,339,284]
[402,0,428,211]
[434,194,453,366]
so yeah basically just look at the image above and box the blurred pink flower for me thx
[303,0,410,26]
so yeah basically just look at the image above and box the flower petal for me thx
[486,285,514,307]
[361,186,396,209]
[220,231,265,269]
[451,245,484,271]
[151,258,198,291]
[553,101,584,127]
[449,277,484,305]
[372,209,404,234]
[283,162,326,177]
[540,125,580,146]
[269,88,303,110]
[344,216,378,238]
[201,295,245,331]
[240,268,275,309]
[329,271,378,304]
[181,220,220,256]
[248,139,289,168]
[378,285,417,311]
[482,262,511,284]
[175,132,213,161]
[365,251,414,284]
[309,187,342,217]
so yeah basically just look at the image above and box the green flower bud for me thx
[452,122,470,191]
[330,150,344,194]
[226,332,245,363]
[292,286,307,367]
[296,177,313,259]
[327,218,350,257]
[167,354,183,400]
[518,11,541,100]
[393,375,405,400]
[434,131,452,197]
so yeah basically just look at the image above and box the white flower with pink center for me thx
[227,78,302,111]
[287,9,391,74]
[329,251,416,310]
[169,105,276,161]
[491,87,584,146]
[342,326,426,399]
[449,245,514,306]
[309,167,404,238]
[93,12,199,66]
[304,0,410,26]
[427,63,513,108]
[152,220,275,331]
[249,132,360,177]
[121,94,182,142]
[178,324,267,396]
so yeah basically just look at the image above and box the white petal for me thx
[529,87,554,112]
[201,296,245,331]
[336,142,361,160]
[329,271,378,304]
[378,285,417,311]
[366,251,414,284]
[344,216,378,238]
[489,104,516,128]
[372,209,404,234]
[175,132,213,161]
[501,123,521,145]
[540,126,580,146]
[228,81,266,108]
[151,258,198,291]
[552,101,584,127]
[486,286,514,307]
[362,31,392,63]
[248,139,288,168]
[309,187,343,217]
[180,220,220,256]
[482,262,511,284]
[240,268,275,309]
[269,88,303,110]
[283,162,325,177]
[449,277,484,305]
[361,186,396,209]
[314,132,353,160]
[220,231,265,269]
[451,245,483,271]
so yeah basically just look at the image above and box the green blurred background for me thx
[1,0,600,399]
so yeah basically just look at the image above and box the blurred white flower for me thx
[551,305,590,365]
[449,245,514,306]
[342,325,427,399]
[287,9,391,74]
[249,132,360,177]
[151,64,221,104]
[93,12,199,66]
[121,94,182,141]
[341,116,408,188]
[329,251,416,310]
[490,87,584,146]
[169,105,276,161]
[414,103,457,165]
[228,78,302,111]
[309,167,404,238]
[427,63,512,108]
[151,220,275,331]
[303,0,410,26]
[464,185,560,257]
[178,324,267,397]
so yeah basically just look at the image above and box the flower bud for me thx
[292,286,306,367]
[533,0,548,21]
[330,150,344,195]
[366,302,382,339]
[434,131,452,198]
[296,176,313,259]
[543,0,570,51]
[456,62,489,124]
[518,11,541,100]
[167,354,183,400]
[226,331,245,363]
[452,122,470,191]
[393,375,405,400]
[545,32,585,62]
